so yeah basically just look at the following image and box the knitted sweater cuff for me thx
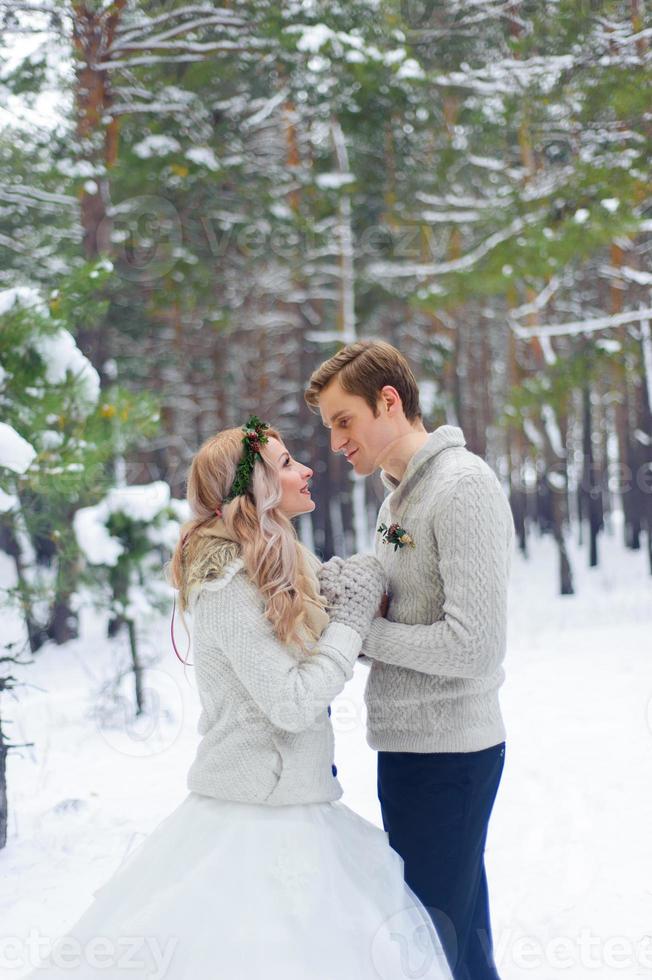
[320,621,363,666]
[366,616,386,650]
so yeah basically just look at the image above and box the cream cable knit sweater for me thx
[186,559,363,806]
[363,425,515,753]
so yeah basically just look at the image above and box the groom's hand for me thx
[377,592,390,619]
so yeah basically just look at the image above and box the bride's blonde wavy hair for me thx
[168,426,325,653]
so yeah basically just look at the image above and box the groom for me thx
[305,339,514,980]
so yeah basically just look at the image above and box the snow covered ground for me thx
[1,518,651,979]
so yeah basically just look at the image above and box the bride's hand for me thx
[318,554,386,638]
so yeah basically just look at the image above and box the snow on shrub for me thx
[73,482,186,712]
[0,422,37,475]
[0,265,160,652]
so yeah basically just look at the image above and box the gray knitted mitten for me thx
[318,553,386,637]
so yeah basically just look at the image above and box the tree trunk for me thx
[127,619,145,716]
[71,1,125,375]
[330,117,356,344]
[537,419,575,594]
[47,594,78,645]
[582,383,603,567]
[0,718,7,850]
[47,509,82,644]
[509,477,528,556]
[0,664,34,851]
[638,314,652,573]
[0,519,48,654]
[556,522,575,595]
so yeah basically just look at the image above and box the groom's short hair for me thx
[304,339,422,422]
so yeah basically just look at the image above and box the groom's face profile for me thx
[317,377,399,477]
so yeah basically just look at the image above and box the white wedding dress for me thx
[26,790,452,979]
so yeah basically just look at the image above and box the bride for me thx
[25,416,451,980]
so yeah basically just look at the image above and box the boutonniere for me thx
[377,522,415,551]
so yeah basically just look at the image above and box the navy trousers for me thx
[377,743,505,980]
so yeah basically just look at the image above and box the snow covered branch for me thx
[368,211,543,279]
[114,5,242,41]
[0,184,76,208]
[110,100,194,117]
[242,89,290,130]
[509,276,563,321]
[513,307,652,339]
[432,55,575,96]
[0,233,26,254]
[0,1,57,19]
[110,13,246,53]
[599,265,652,286]
[93,41,261,71]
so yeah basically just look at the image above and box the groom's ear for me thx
[379,385,402,417]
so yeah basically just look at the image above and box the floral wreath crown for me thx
[223,415,271,503]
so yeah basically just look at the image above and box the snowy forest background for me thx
[1,2,652,978]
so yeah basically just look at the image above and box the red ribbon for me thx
[170,595,193,666]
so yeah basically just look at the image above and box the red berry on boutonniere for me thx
[378,522,415,552]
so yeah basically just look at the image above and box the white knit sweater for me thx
[363,426,515,753]
[186,559,362,805]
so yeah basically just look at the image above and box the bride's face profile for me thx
[265,436,315,519]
